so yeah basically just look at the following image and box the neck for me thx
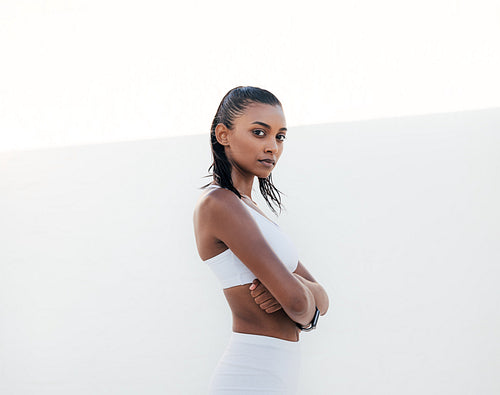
[230,172,255,199]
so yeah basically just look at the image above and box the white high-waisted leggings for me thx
[208,332,301,394]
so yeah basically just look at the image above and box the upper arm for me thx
[202,189,306,311]
[293,260,317,283]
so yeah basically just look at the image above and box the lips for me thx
[259,159,275,164]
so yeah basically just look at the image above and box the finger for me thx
[250,283,267,298]
[265,305,282,314]
[250,288,265,298]
[254,293,274,304]
[259,299,279,310]
[253,288,274,301]
[249,279,260,291]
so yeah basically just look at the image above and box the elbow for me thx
[290,293,309,315]
[287,289,315,324]
[316,287,330,316]
[320,295,330,316]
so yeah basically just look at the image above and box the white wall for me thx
[2,0,500,152]
[1,108,499,394]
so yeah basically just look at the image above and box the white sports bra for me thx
[202,184,299,289]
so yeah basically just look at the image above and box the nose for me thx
[265,137,279,154]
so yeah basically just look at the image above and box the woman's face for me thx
[218,103,287,179]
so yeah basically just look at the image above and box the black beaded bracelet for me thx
[296,306,320,332]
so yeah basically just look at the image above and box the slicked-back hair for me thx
[201,86,285,215]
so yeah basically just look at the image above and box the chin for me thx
[258,171,273,179]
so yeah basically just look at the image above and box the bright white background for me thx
[1,1,500,394]
[1,108,499,394]
[0,0,499,151]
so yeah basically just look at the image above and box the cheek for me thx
[277,145,284,157]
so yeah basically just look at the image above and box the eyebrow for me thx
[251,121,287,132]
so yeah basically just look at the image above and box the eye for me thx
[252,129,265,136]
[277,134,287,141]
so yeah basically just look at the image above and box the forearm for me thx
[249,278,316,325]
[293,273,329,316]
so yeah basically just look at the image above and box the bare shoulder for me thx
[193,186,242,224]
[193,187,238,260]
[193,187,249,254]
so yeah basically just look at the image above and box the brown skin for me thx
[193,103,329,342]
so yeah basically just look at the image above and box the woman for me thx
[193,86,329,394]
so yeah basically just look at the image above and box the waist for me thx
[230,331,301,349]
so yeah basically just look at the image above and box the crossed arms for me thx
[202,188,329,326]
[249,260,329,322]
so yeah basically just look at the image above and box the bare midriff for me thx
[223,284,301,342]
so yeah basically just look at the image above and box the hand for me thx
[249,279,283,314]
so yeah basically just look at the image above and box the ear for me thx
[215,123,230,146]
